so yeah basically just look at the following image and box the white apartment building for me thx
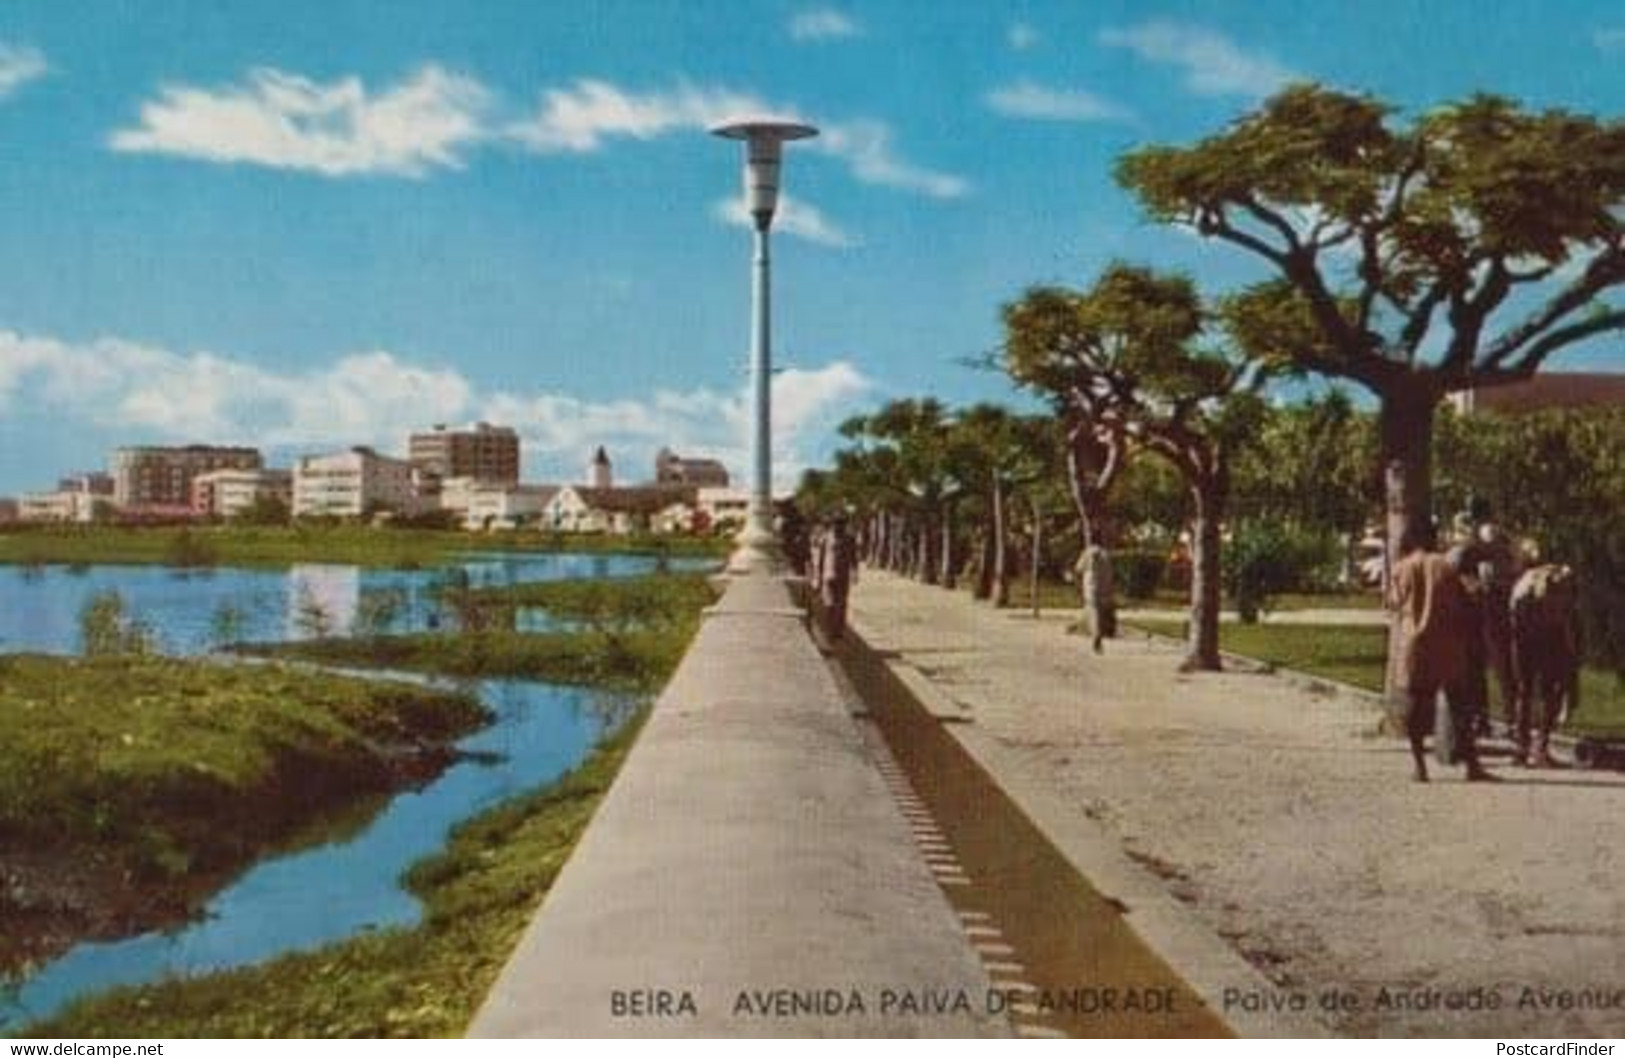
[18,489,97,523]
[192,468,292,519]
[465,484,560,531]
[696,487,751,532]
[293,447,420,519]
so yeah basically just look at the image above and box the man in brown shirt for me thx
[1390,524,1494,783]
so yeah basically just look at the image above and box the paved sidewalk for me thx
[850,571,1625,1038]
[471,574,1003,1038]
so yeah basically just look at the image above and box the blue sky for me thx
[0,0,1621,495]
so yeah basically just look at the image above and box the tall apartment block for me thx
[408,422,520,486]
[112,445,263,509]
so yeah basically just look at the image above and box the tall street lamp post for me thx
[711,117,818,574]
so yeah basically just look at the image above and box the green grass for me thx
[1126,617,1625,734]
[467,571,718,620]
[0,656,488,884]
[244,628,697,693]
[17,710,648,1039]
[961,576,1382,615]
[0,525,728,569]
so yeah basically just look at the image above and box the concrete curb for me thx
[848,612,1332,1039]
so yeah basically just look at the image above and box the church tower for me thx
[589,446,612,489]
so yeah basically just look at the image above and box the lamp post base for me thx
[726,522,783,576]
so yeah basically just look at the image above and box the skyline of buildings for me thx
[1,422,745,534]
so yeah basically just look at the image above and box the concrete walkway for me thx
[469,574,1004,1038]
[849,571,1625,1038]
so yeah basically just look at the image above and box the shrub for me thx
[1114,549,1166,601]
[1224,520,1340,622]
[79,590,155,656]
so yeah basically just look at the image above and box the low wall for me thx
[468,573,1003,1038]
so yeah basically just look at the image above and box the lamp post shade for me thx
[711,118,818,228]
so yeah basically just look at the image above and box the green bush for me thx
[1223,521,1340,622]
[1114,549,1167,601]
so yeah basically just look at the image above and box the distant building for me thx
[18,490,95,523]
[545,484,697,534]
[59,472,114,498]
[113,445,262,509]
[696,486,750,532]
[436,475,480,516]
[192,468,292,519]
[19,471,117,523]
[654,447,730,488]
[589,446,613,489]
[293,447,421,519]
[1448,372,1625,415]
[0,498,16,523]
[465,484,561,531]
[409,422,519,486]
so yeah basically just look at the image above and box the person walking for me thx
[1508,562,1581,768]
[1390,523,1494,783]
[1073,542,1116,654]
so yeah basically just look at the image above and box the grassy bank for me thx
[244,628,693,693]
[1127,618,1625,735]
[0,525,728,569]
[0,656,487,976]
[247,572,717,691]
[466,570,717,613]
[19,710,647,1038]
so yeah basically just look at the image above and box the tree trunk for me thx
[939,506,956,589]
[1029,495,1043,619]
[973,524,994,600]
[1378,388,1437,693]
[1183,476,1224,672]
[1065,421,1121,552]
[991,476,1010,608]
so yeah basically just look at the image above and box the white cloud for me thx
[711,192,856,248]
[1595,28,1625,51]
[0,43,46,100]
[1007,22,1040,51]
[811,118,969,199]
[509,79,968,199]
[506,79,772,153]
[790,8,862,42]
[109,64,491,177]
[1098,20,1299,98]
[985,80,1132,123]
[0,330,872,491]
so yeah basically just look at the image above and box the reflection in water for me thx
[285,564,360,640]
[0,551,712,656]
[0,550,706,1029]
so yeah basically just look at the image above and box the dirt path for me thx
[850,572,1625,1037]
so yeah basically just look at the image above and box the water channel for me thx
[0,551,710,1028]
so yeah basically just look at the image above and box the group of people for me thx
[781,508,856,644]
[1390,501,1582,783]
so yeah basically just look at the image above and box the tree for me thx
[1003,264,1268,670]
[836,399,965,585]
[235,493,291,526]
[1118,85,1625,579]
[1434,405,1625,677]
[1232,390,1376,538]
[948,405,1054,606]
[1004,288,1131,551]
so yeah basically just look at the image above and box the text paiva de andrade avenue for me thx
[1223,983,1625,1016]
